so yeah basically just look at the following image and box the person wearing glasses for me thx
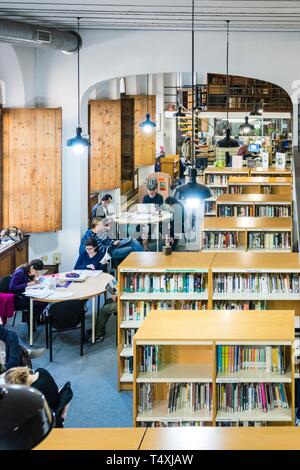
[74,238,108,271]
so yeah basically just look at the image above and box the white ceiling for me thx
[1,1,300,32]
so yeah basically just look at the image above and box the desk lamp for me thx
[0,384,54,450]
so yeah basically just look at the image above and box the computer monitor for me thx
[248,143,260,153]
[195,157,208,170]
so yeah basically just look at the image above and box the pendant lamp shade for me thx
[239,116,255,135]
[0,385,54,450]
[217,127,240,148]
[67,18,91,152]
[140,75,156,132]
[173,0,212,206]
[140,112,156,133]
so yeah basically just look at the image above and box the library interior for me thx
[2,0,300,453]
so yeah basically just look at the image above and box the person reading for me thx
[74,238,108,271]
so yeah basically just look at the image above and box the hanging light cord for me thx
[77,17,80,128]
[226,20,230,127]
[191,0,195,166]
[146,74,149,114]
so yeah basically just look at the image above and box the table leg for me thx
[29,297,33,346]
[156,222,159,252]
[92,296,96,344]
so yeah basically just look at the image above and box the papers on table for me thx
[81,270,103,277]
[24,288,74,300]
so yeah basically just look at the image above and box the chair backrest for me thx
[48,300,85,330]
[0,276,12,293]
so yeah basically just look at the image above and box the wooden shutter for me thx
[2,108,62,232]
[89,99,121,192]
[134,95,156,168]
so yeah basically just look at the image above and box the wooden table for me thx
[112,211,172,252]
[34,428,146,450]
[28,272,113,346]
[140,427,300,450]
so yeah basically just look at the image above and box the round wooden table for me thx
[28,272,114,346]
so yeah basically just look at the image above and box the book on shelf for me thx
[123,273,207,294]
[210,187,227,197]
[122,300,207,321]
[213,273,300,295]
[140,345,162,372]
[229,186,244,195]
[255,205,291,217]
[124,357,133,374]
[138,383,153,413]
[203,231,239,249]
[248,232,291,250]
[217,421,267,427]
[124,328,138,347]
[217,345,286,374]
[217,383,289,413]
[214,300,266,310]
[139,421,207,427]
[167,383,212,413]
[218,205,253,217]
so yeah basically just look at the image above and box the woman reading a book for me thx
[74,238,108,271]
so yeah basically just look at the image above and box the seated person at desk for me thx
[9,259,47,330]
[79,217,143,260]
[86,278,117,343]
[74,238,108,271]
[142,180,164,206]
[91,194,114,219]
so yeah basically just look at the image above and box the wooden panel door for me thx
[89,100,121,192]
[2,108,62,232]
[134,96,156,168]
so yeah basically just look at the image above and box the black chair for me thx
[45,300,86,361]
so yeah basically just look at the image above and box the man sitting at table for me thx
[79,218,143,261]
[142,179,164,206]
[74,238,108,271]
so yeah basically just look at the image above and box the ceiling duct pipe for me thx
[0,18,80,54]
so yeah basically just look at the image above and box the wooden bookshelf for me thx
[201,217,292,252]
[216,194,292,218]
[133,310,295,427]
[228,176,292,195]
[204,167,250,198]
[251,168,292,177]
[207,73,292,113]
[117,252,215,391]
[160,155,180,184]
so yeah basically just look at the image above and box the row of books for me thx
[217,383,289,413]
[217,422,267,427]
[124,357,133,374]
[124,328,138,347]
[167,383,212,413]
[248,232,291,250]
[255,206,291,217]
[206,175,230,185]
[213,273,300,294]
[205,201,216,215]
[203,232,239,249]
[210,188,227,197]
[122,300,207,321]
[218,206,253,217]
[139,421,207,427]
[229,186,274,195]
[217,345,286,374]
[138,383,153,412]
[214,300,266,310]
[140,346,162,372]
[123,273,207,294]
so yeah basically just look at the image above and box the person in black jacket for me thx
[142,180,164,206]
[5,366,73,428]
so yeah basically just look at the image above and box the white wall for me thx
[1,29,300,270]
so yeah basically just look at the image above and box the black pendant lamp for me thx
[174,0,212,207]
[67,18,91,153]
[0,385,54,450]
[140,75,156,133]
[217,21,239,148]
[239,116,255,135]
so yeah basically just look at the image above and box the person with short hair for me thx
[143,180,164,206]
[91,194,114,219]
[74,238,107,271]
